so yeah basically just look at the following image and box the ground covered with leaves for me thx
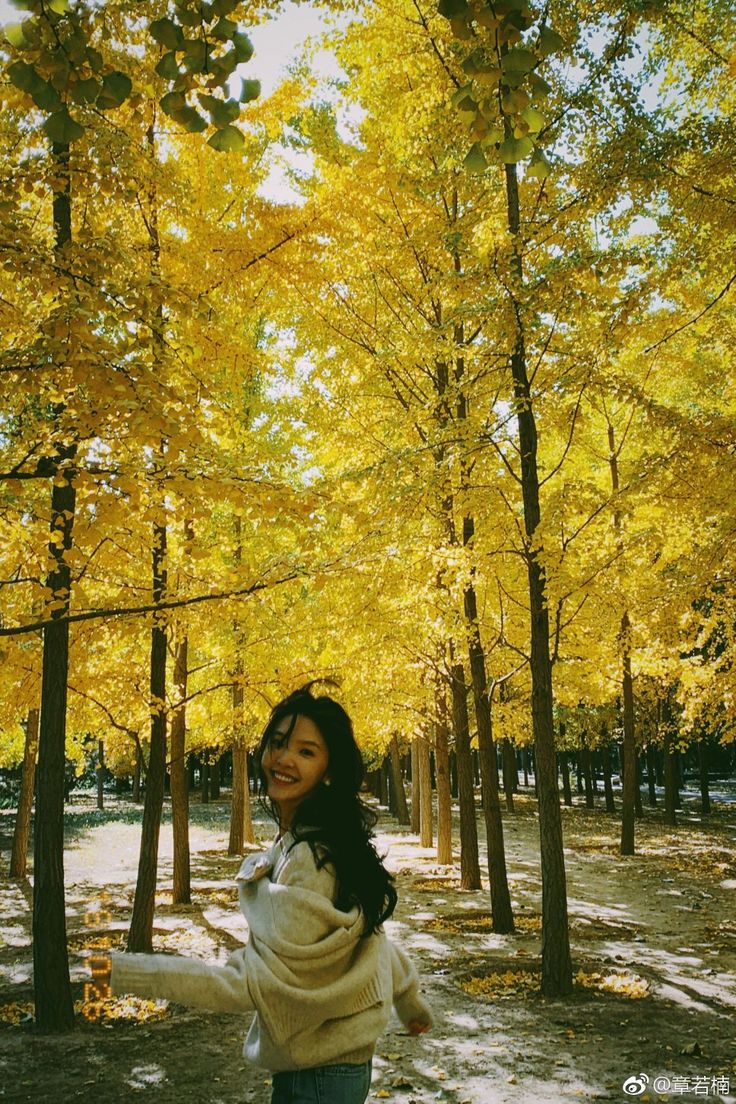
[0,788,735,1103]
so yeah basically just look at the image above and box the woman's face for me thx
[261,714,330,827]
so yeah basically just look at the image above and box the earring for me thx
[324,777,332,787]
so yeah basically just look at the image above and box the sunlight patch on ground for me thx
[125,1062,168,1090]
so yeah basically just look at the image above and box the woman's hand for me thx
[407,1019,431,1035]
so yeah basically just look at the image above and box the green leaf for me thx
[199,93,240,127]
[86,47,104,72]
[451,83,474,109]
[501,88,530,113]
[155,51,180,80]
[149,17,184,50]
[7,60,43,95]
[520,105,545,134]
[501,47,536,74]
[33,80,63,112]
[526,150,552,179]
[538,25,565,56]
[174,2,200,27]
[464,141,487,174]
[160,90,187,116]
[212,17,237,40]
[43,108,84,144]
[99,70,132,108]
[212,0,239,12]
[499,135,534,163]
[70,77,100,104]
[438,0,468,16]
[232,31,253,62]
[172,105,208,132]
[480,125,504,147]
[182,39,208,73]
[208,124,245,152]
[528,72,552,100]
[47,0,70,13]
[4,23,29,48]
[239,77,260,103]
[210,48,239,80]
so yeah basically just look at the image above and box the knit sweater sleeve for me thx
[387,938,433,1029]
[110,946,255,1015]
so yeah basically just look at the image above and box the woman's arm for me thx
[110,946,255,1014]
[386,939,433,1034]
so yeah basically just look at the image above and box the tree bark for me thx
[417,737,433,848]
[389,735,411,827]
[379,756,390,808]
[96,740,105,810]
[559,723,572,808]
[502,739,517,812]
[128,521,168,952]
[662,695,677,827]
[465,586,513,930]
[698,738,710,816]
[170,631,191,904]
[132,745,142,803]
[601,734,616,813]
[580,739,594,809]
[646,743,658,806]
[410,740,421,835]
[504,158,571,995]
[10,709,39,880]
[450,660,481,890]
[32,139,77,1033]
[210,756,221,800]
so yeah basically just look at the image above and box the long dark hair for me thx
[255,683,397,936]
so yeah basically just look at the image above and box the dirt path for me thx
[0,791,734,1104]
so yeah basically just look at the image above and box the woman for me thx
[111,684,432,1104]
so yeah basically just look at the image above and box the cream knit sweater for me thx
[111,833,432,1072]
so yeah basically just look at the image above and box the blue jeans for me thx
[271,1061,372,1104]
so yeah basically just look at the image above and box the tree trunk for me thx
[132,745,142,803]
[502,740,516,812]
[601,736,616,813]
[229,666,255,855]
[170,632,191,904]
[698,738,710,816]
[410,740,421,835]
[128,521,168,953]
[522,746,530,788]
[646,743,658,806]
[96,740,105,810]
[662,697,677,828]
[559,725,572,808]
[433,714,453,864]
[634,754,643,818]
[580,740,594,809]
[10,709,39,880]
[450,660,481,890]
[389,735,410,827]
[673,750,682,809]
[210,756,221,800]
[503,158,571,995]
[32,141,77,1033]
[379,756,390,808]
[465,586,513,931]
[417,737,433,848]
[449,750,458,799]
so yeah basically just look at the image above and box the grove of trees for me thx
[1,0,734,1029]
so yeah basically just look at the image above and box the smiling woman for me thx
[260,713,331,827]
[110,684,432,1104]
